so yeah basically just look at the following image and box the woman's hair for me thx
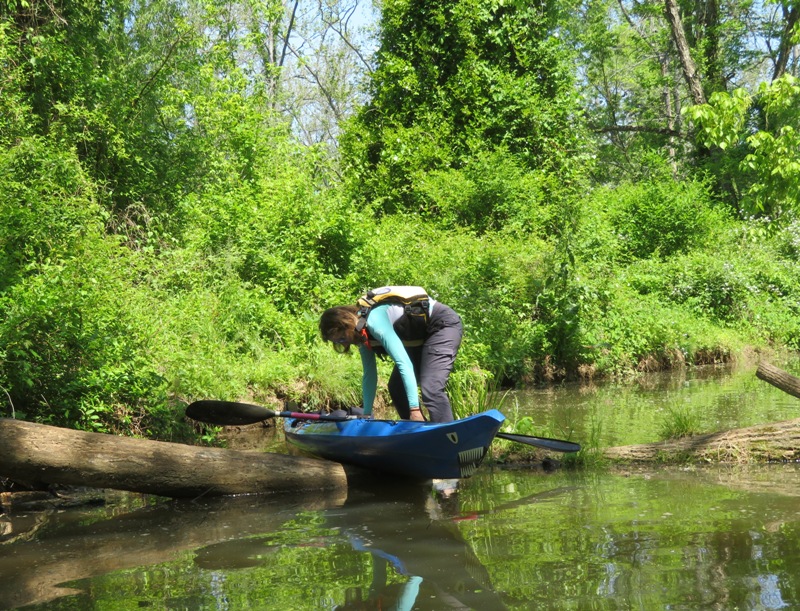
[319,305,360,345]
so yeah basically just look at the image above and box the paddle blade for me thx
[496,432,581,453]
[185,400,275,426]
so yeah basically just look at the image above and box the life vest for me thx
[355,286,431,349]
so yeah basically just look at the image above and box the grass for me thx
[447,368,507,419]
[658,405,703,440]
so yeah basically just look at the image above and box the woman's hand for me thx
[409,409,425,422]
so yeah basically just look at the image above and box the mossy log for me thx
[0,418,348,498]
[602,361,800,463]
[602,417,800,463]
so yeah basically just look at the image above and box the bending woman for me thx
[319,288,463,422]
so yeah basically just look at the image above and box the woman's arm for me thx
[359,346,378,415]
[366,306,420,410]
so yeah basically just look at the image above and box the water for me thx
[3,363,800,610]
[505,362,800,448]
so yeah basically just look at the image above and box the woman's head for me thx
[319,305,361,353]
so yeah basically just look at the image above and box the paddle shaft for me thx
[279,411,357,421]
[185,400,358,426]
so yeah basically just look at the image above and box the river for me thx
[2,362,800,610]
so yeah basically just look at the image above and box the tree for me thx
[571,0,788,182]
[341,0,590,214]
[665,0,706,105]
[278,0,377,152]
[686,75,800,222]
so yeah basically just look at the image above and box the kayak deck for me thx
[283,410,505,480]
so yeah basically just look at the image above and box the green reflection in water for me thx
[9,464,800,611]
[468,466,800,609]
[507,363,800,447]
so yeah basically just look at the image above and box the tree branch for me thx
[772,3,799,81]
[279,0,300,69]
[591,123,684,138]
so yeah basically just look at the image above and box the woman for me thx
[319,287,463,422]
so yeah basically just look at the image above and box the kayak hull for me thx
[284,410,506,480]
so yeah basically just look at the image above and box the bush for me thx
[590,177,726,261]
[0,244,177,436]
[416,148,557,236]
[178,149,364,315]
[578,282,741,374]
[0,139,184,438]
[0,138,104,292]
[345,216,552,381]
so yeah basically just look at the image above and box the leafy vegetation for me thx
[1,0,799,440]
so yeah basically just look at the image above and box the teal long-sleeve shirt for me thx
[358,304,419,415]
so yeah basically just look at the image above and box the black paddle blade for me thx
[185,400,274,426]
[496,432,581,453]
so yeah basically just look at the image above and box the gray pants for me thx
[388,303,463,423]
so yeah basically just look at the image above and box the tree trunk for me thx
[772,4,799,81]
[664,0,706,105]
[0,418,348,498]
[603,417,800,462]
[756,360,800,400]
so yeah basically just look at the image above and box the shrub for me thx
[592,177,726,260]
[346,216,552,381]
[0,138,104,292]
[416,148,557,236]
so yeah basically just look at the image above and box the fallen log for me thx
[756,360,800,400]
[0,418,348,498]
[601,362,800,464]
[602,417,800,463]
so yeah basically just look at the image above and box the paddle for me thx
[185,400,580,452]
[185,400,357,426]
[496,432,580,453]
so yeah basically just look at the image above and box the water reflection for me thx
[183,479,509,610]
[321,480,506,611]
[4,464,800,610]
[1,479,515,610]
[0,488,347,609]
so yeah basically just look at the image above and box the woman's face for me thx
[331,335,352,354]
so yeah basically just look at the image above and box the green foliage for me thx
[577,282,738,375]
[446,367,506,420]
[620,233,800,348]
[416,148,558,236]
[658,404,703,440]
[342,0,589,214]
[347,216,554,381]
[0,231,174,436]
[0,138,103,290]
[141,279,301,405]
[0,21,32,146]
[686,76,800,223]
[340,120,456,214]
[3,0,800,446]
[594,176,726,260]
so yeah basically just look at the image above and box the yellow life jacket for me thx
[355,286,431,348]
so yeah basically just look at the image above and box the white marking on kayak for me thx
[447,432,459,444]
[457,447,486,477]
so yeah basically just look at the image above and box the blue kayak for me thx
[283,410,506,480]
